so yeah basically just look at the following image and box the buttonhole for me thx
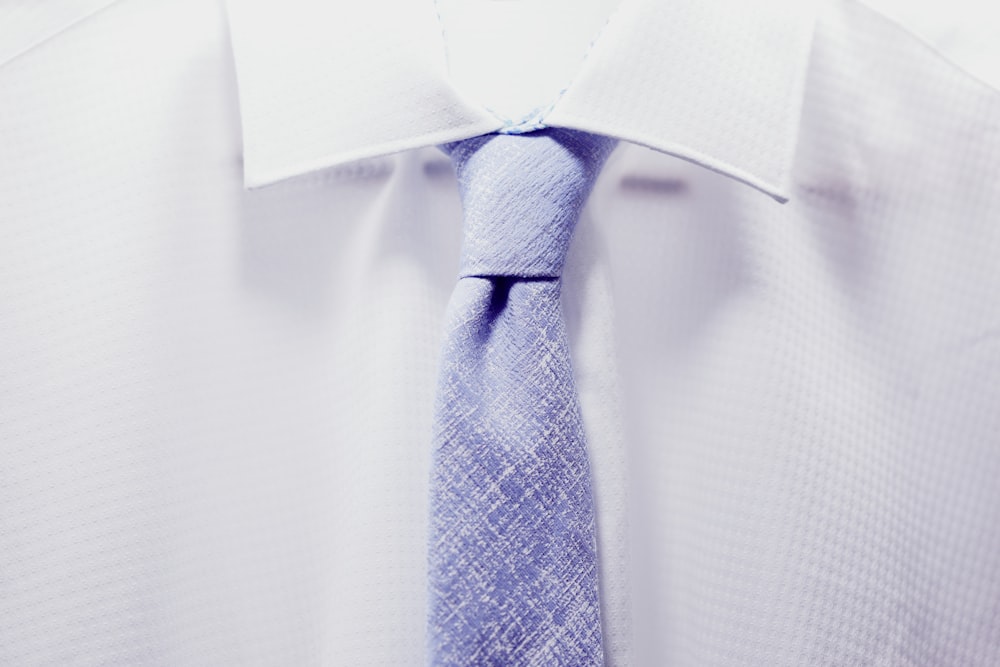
[423,159,456,180]
[327,158,394,181]
[619,174,688,195]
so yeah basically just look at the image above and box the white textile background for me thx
[1,1,999,665]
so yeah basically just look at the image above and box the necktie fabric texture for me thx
[428,129,617,665]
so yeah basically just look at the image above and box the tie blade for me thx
[429,278,604,666]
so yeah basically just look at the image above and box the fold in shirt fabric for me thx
[429,130,617,665]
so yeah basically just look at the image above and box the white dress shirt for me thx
[1,1,998,665]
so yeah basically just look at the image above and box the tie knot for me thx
[444,129,616,279]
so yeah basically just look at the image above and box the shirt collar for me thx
[226,0,818,202]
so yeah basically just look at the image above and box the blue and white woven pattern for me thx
[429,129,617,665]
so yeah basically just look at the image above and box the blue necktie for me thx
[429,129,617,665]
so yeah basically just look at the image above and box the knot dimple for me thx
[443,129,617,279]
